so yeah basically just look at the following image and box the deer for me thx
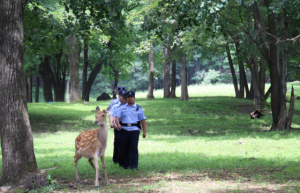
[74,106,110,188]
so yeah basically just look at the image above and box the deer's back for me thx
[75,129,105,158]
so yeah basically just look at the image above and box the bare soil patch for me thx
[51,172,299,193]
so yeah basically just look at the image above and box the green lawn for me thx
[3,82,300,192]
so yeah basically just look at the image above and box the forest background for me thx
[22,0,300,104]
[1,0,300,188]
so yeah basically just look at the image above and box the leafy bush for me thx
[202,69,222,84]
[191,70,205,84]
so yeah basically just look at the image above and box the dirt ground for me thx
[51,173,299,193]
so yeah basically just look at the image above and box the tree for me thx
[0,0,39,185]
[163,41,171,98]
[180,55,189,100]
[24,1,70,102]
[64,0,132,101]
[147,38,155,99]
[251,1,300,130]
[68,35,81,102]
[170,60,177,98]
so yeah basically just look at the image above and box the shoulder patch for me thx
[136,104,142,111]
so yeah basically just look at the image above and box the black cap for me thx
[119,90,126,95]
[118,86,125,91]
[125,91,135,98]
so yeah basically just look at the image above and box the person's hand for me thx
[113,124,119,130]
[118,124,122,130]
[110,122,114,128]
[143,132,146,138]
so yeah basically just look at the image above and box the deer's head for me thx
[95,106,107,125]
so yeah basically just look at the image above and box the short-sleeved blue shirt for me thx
[108,98,120,111]
[110,102,125,116]
[109,100,121,116]
[115,103,146,131]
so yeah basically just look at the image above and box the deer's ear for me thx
[96,106,100,111]
[103,109,107,114]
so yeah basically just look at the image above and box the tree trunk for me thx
[268,7,286,131]
[147,40,155,99]
[233,36,248,98]
[281,49,288,98]
[245,55,261,109]
[82,59,104,101]
[170,60,177,98]
[264,86,271,100]
[68,35,81,103]
[180,55,189,100]
[259,55,267,102]
[50,53,66,102]
[39,54,66,102]
[0,0,39,185]
[163,43,171,98]
[26,76,29,102]
[253,1,287,130]
[27,75,32,103]
[82,36,88,100]
[40,56,53,102]
[112,73,118,99]
[56,52,67,102]
[225,43,241,98]
[286,86,294,130]
[35,75,39,103]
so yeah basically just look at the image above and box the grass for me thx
[2,82,300,192]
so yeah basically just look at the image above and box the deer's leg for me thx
[93,154,99,188]
[74,153,82,183]
[88,157,101,181]
[100,155,110,185]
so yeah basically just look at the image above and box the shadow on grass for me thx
[29,103,109,133]
[29,97,300,140]
[40,151,300,188]
[212,185,300,193]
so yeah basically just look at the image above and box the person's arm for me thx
[112,116,118,129]
[108,105,115,128]
[115,117,122,130]
[109,115,114,128]
[141,119,146,138]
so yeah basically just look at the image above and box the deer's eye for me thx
[102,115,105,117]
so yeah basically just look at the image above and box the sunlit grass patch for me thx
[1,83,300,192]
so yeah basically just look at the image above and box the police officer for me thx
[107,86,125,164]
[108,86,125,128]
[115,91,147,169]
[109,90,127,164]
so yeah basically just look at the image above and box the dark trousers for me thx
[112,129,120,163]
[119,129,140,169]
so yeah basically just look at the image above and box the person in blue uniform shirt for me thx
[107,86,125,128]
[115,91,147,169]
[109,90,127,164]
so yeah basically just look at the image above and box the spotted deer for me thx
[74,106,110,187]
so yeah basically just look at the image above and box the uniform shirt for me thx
[108,98,120,111]
[110,102,125,117]
[115,102,146,131]
[109,100,121,116]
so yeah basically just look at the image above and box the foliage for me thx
[191,70,205,84]
[24,0,71,74]
[202,69,222,85]
[22,0,300,99]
